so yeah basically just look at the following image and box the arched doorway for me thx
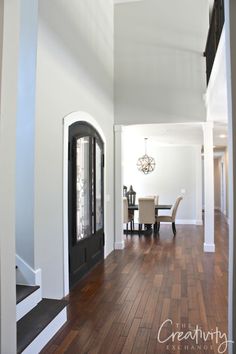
[68,121,104,288]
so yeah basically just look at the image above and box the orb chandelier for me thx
[137,138,156,174]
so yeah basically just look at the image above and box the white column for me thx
[195,145,203,225]
[0,0,20,352]
[202,122,215,252]
[114,125,124,250]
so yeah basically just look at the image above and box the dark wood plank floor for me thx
[41,212,228,354]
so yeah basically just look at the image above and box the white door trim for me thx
[63,111,106,296]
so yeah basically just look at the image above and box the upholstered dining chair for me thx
[138,197,155,232]
[155,196,183,236]
[123,197,133,232]
[146,195,159,205]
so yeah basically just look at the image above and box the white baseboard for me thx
[115,241,125,250]
[22,307,67,354]
[160,219,202,225]
[175,219,201,225]
[204,243,215,253]
[104,246,113,259]
[16,287,42,321]
[133,220,203,226]
[16,254,42,286]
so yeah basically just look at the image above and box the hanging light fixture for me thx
[137,138,156,174]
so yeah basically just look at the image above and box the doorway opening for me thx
[68,121,105,289]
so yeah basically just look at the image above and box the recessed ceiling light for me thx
[219,134,227,139]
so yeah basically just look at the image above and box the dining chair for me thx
[146,195,159,205]
[155,196,183,236]
[123,197,133,233]
[138,197,155,232]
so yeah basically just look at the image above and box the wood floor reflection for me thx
[41,211,228,354]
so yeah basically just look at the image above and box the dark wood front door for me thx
[68,121,104,288]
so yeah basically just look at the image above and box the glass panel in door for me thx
[76,136,90,241]
[96,142,103,231]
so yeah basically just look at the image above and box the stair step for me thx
[17,298,68,354]
[16,285,40,304]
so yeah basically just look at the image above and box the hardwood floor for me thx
[41,212,228,354]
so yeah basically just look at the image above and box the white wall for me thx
[0,2,2,348]
[123,136,202,223]
[34,0,114,298]
[115,0,208,125]
[206,29,228,124]
[0,0,20,352]
[225,0,236,350]
[15,0,38,269]
[0,0,3,103]
[225,148,229,217]
[214,157,221,209]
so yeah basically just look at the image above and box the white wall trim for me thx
[63,111,107,296]
[132,220,203,228]
[215,207,221,211]
[115,241,125,250]
[21,307,67,354]
[204,243,215,253]
[114,124,125,254]
[16,287,41,321]
[163,219,202,225]
[16,254,42,286]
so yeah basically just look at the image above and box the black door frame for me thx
[68,121,105,288]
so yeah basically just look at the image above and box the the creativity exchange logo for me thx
[157,319,233,353]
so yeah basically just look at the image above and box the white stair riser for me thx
[16,288,42,321]
[21,308,67,354]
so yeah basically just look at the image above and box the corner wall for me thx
[0,0,20,352]
[34,0,114,298]
[225,0,236,351]
[214,157,221,210]
[15,0,38,269]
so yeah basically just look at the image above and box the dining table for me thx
[127,204,172,231]
[128,204,172,211]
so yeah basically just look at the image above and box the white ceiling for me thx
[115,0,209,125]
[115,0,228,145]
[124,122,228,147]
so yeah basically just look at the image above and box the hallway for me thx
[41,212,228,354]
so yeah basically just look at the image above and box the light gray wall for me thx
[123,138,202,222]
[15,0,38,269]
[225,148,229,217]
[0,1,3,349]
[225,0,236,351]
[0,0,20,352]
[114,0,208,125]
[0,0,3,105]
[35,0,114,298]
[214,158,221,209]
